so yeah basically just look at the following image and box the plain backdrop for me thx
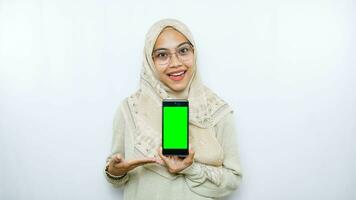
[0,0,355,200]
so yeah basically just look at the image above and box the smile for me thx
[167,70,187,81]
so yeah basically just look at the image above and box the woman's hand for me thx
[107,154,158,176]
[157,147,195,174]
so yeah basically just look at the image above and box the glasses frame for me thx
[152,42,194,67]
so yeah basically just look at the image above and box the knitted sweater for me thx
[104,100,242,200]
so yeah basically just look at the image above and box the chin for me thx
[168,83,188,93]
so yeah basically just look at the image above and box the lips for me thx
[167,70,187,81]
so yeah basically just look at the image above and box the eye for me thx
[178,47,190,55]
[155,52,168,59]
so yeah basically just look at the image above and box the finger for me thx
[114,154,122,162]
[158,147,169,163]
[189,144,195,154]
[155,157,165,165]
[184,148,195,162]
[189,148,195,155]
[127,157,156,167]
[155,147,166,165]
[156,146,160,153]
[110,154,122,164]
[114,160,147,170]
[157,147,165,159]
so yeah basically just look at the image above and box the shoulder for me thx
[113,98,128,117]
[214,111,237,141]
[202,85,236,125]
[218,111,235,126]
[115,90,141,113]
[203,85,233,111]
[113,89,142,123]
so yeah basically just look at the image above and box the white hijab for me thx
[126,18,233,179]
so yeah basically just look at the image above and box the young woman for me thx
[104,18,242,200]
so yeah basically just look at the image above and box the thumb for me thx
[112,154,122,163]
[186,148,195,161]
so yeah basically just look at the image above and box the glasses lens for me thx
[153,51,170,66]
[177,44,193,62]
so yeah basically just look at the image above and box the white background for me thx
[0,0,355,199]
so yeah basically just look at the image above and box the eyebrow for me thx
[153,41,192,53]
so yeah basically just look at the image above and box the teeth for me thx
[170,71,185,76]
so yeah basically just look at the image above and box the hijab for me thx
[126,18,233,179]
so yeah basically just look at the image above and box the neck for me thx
[167,89,189,99]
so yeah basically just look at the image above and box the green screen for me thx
[163,106,188,149]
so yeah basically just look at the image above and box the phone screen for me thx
[162,99,189,156]
[163,106,188,149]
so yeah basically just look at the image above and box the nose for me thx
[169,53,182,67]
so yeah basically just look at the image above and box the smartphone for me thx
[162,99,189,156]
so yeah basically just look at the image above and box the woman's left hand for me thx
[157,147,195,174]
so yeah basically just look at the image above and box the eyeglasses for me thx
[152,42,194,67]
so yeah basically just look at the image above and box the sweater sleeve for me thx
[104,102,130,187]
[178,112,243,198]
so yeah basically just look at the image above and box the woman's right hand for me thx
[107,154,158,176]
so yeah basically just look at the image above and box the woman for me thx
[104,18,242,200]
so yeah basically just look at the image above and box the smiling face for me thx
[152,27,195,93]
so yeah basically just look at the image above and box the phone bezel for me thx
[162,99,189,156]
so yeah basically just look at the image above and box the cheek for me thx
[185,61,194,78]
[154,64,167,79]
[185,59,194,69]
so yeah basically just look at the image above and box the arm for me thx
[104,103,130,187]
[178,112,243,198]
